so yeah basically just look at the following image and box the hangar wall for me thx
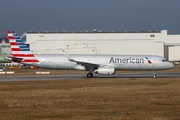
[23,31,166,57]
[165,35,180,61]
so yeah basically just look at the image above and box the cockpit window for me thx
[162,59,168,62]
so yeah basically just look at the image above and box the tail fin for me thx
[7,31,39,63]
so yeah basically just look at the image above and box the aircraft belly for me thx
[38,61,77,70]
[64,62,76,69]
[117,64,146,70]
[38,62,64,69]
[56,63,64,69]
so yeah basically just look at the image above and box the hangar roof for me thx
[26,30,161,34]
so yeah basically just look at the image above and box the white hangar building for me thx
[21,30,180,61]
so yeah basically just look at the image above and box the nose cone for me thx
[168,62,174,69]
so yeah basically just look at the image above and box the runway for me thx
[0,71,180,81]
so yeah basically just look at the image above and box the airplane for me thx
[5,30,174,78]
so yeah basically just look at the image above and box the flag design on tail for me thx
[7,31,39,63]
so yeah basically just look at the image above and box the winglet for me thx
[63,50,74,61]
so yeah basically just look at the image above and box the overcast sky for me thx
[0,0,180,37]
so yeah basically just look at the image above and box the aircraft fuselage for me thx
[22,54,174,71]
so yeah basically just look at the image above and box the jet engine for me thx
[94,67,115,75]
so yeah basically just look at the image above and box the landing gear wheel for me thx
[152,71,157,78]
[153,75,157,78]
[87,73,93,78]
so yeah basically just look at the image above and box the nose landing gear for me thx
[152,71,157,78]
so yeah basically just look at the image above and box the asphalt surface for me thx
[0,72,180,81]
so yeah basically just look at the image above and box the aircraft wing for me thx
[70,59,100,67]
[63,50,114,68]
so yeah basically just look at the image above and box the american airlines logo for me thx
[145,57,152,64]
[109,56,153,64]
[109,57,145,64]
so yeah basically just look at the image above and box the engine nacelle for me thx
[94,67,115,75]
[74,65,85,70]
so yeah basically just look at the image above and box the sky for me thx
[0,0,180,37]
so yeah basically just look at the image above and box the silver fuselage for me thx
[22,54,174,71]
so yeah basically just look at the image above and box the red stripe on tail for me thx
[10,42,18,45]
[22,59,39,62]
[12,54,35,57]
[11,48,21,51]
[7,31,12,34]
[8,36,15,39]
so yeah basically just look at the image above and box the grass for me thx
[0,78,180,120]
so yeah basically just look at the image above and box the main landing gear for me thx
[87,72,93,78]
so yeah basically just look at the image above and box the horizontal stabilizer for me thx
[5,56,23,62]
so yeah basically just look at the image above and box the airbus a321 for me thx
[5,31,174,78]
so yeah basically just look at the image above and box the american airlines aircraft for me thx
[5,31,174,78]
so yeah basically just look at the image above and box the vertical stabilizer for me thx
[7,31,39,63]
